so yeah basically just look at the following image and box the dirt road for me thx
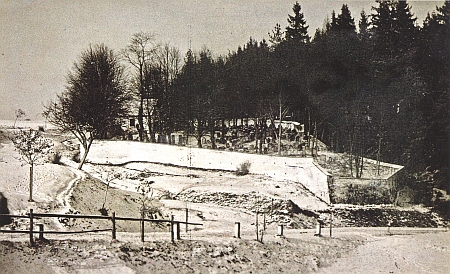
[317,231,450,274]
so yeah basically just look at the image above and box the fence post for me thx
[29,208,34,246]
[176,222,181,240]
[234,222,241,239]
[29,166,34,202]
[329,211,333,237]
[185,208,188,232]
[315,220,322,237]
[112,212,116,240]
[277,224,284,237]
[170,215,175,243]
[38,224,44,240]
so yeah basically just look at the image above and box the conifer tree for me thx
[371,0,395,57]
[371,0,418,58]
[358,9,371,40]
[417,2,450,192]
[392,0,418,54]
[285,2,309,43]
[336,4,356,33]
[268,23,284,48]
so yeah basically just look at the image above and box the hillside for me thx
[1,125,449,273]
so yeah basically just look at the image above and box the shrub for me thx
[433,200,450,221]
[38,126,45,132]
[51,151,62,164]
[236,160,251,176]
[99,207,109,216]
[72,152,81,163]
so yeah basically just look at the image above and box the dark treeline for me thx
[133,1,449,199]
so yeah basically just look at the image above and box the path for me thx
[317,231,450,274]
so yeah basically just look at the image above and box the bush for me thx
[236,160,251,176]
[99,207,109,216]
[72,152,81,163]
[433,200,450,221]
[38,126,45,132]
[344,184,390,205]
[51,151,62,164]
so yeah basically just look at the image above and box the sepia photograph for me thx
[0,0,449,273]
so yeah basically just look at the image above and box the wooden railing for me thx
[0,209,202,246]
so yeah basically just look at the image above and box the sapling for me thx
[13,109,25,128]
[136,180,155,241]
[99,171,120,216]
[9,129,53,202]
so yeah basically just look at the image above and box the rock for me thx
[211,250,224,258]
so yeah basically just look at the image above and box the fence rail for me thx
[1,229,112,234]
[0,208,202,246]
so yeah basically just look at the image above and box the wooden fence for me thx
[0,209,202,246]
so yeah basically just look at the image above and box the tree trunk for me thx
[359,155,364,178]
[278,96,282,155]
[147,116,156,143]
[78,139,93,170]
[259,124,263,154]
[102,182,110,210]
[221,119,226,144]
[138,101,144,141]
[349,135,354,177]
[28,164,34,202]
[377,137,382,176]
[255,124,259,154]
[210,127,216,149]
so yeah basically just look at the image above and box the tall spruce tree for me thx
[372,0,418,58]
[359,9,371,41]
[174,48,217,148]
[417,2,450,192]
[392,0,418,55]
[268,23,285,49]
[336,4,357,33]
[285,2,309,43]
[371,0,395,57]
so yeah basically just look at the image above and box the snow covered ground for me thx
[86,140,331,203]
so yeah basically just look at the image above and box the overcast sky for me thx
[0,0,443,120]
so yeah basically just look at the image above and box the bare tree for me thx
[154,44,182,143]
[136,180,157,241]
[9,129,53,202]
[13,109,26,128]
[122,32,158,142]
[100,171,120,216]
[264,92,289,155]
[44,44,129,170]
